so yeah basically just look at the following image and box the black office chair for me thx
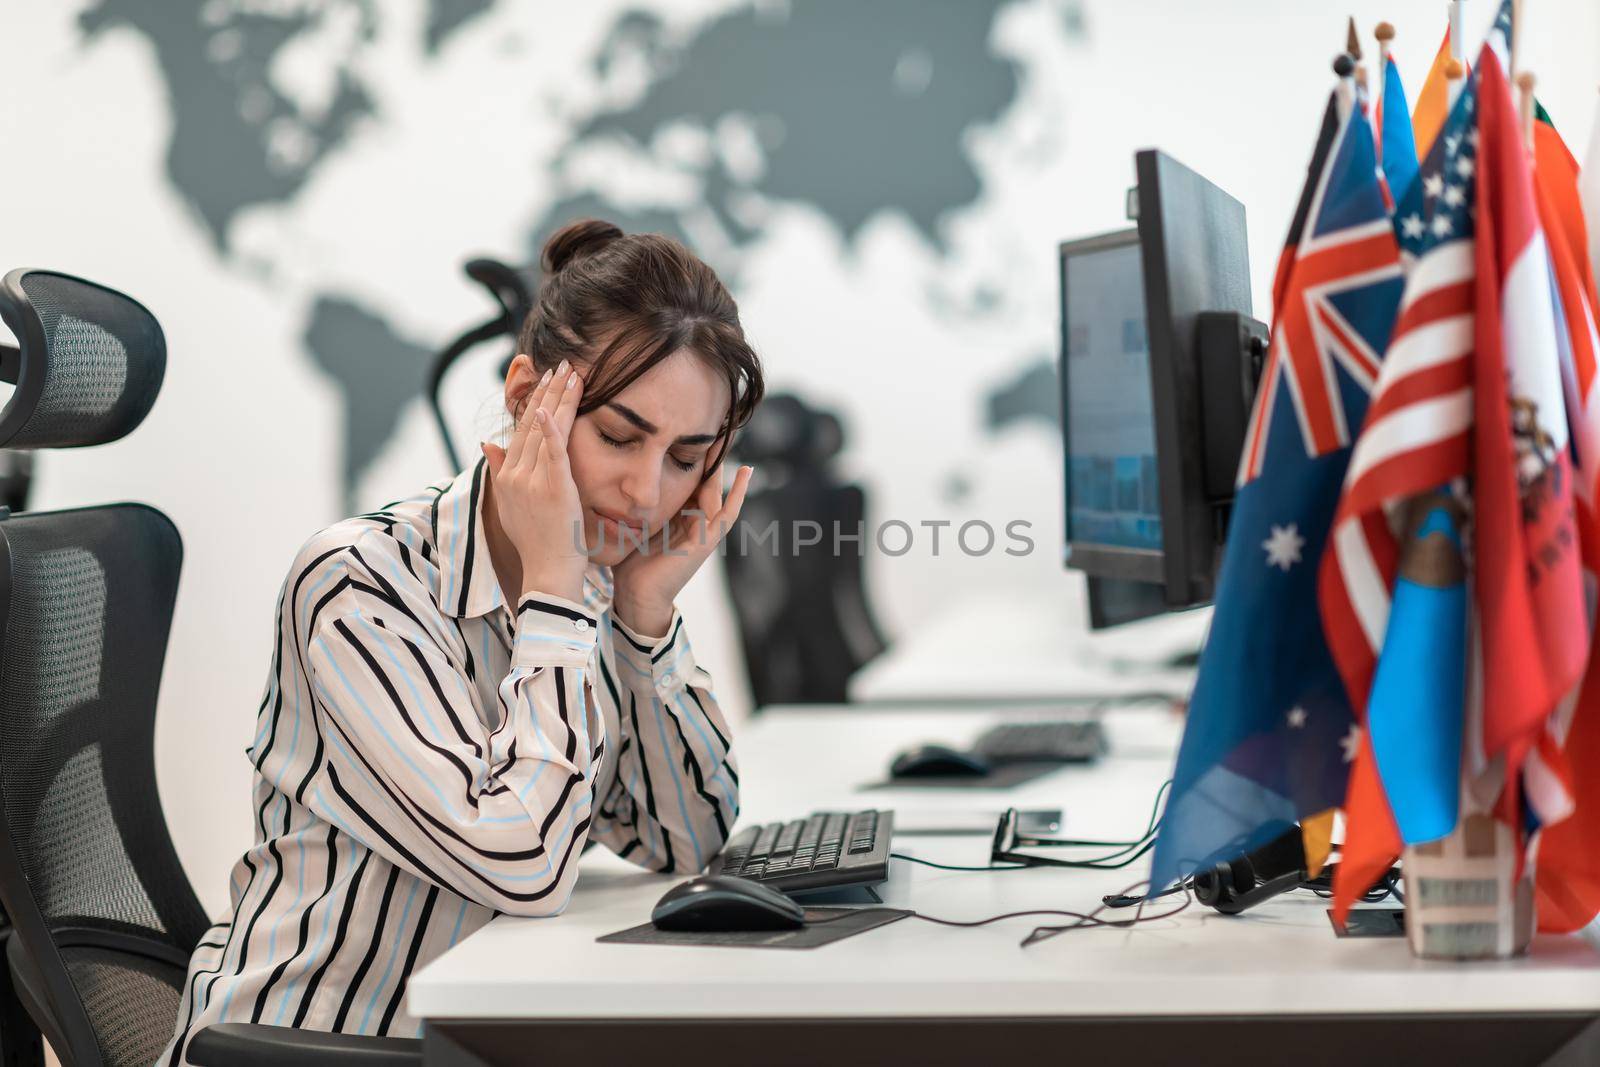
[428,257,536,472]
[724,393,889,706]
[0,269,419,1066]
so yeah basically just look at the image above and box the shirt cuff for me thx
[612,603,701,692]
[512,592,599,670]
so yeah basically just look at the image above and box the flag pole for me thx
[1511,0,1524,78]
[1449,0,1466,62]
[1335,52,1357,122]
[1376,21,1396,73]
[1446,56,1467,108]
[1348,16,1368,89]
[1518,71,1537,154]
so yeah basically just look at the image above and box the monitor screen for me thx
[1062,237,1161,553]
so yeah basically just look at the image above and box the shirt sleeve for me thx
[300,550,605,917]
[590,603,739,873]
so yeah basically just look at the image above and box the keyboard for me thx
[971,719,1107,764]
[707,809,893,895]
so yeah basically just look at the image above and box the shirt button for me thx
[661,671,676,686]
[573,617,590,632]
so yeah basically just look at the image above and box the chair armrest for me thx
[186,1023,421,1066]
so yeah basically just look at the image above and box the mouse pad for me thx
[860,762,1060,791]
[597,907,911,949]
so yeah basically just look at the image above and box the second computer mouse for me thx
[651,874,806,932]
[889,743,992,779]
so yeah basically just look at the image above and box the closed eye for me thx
[597,430,699,472]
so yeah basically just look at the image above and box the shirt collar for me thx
[432,455,614,620]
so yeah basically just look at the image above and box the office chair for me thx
[427,256,536,471]
[0,269,419,1066]
[724,393,889,705]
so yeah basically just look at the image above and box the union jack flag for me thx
[1242,106,1404,484]
[1150,91,1404,892]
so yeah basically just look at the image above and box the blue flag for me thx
[1379,56,1420,209]
[1148,91,1405,890]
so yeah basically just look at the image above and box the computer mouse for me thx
[889,743,992,778]
[651,874,806,932]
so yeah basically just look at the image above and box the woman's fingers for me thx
[720,464,753,521]
[506,364,553,470]
[533,407,573,489]
[539,363,570,423]
[534,363,582,473]
[552,364,584,437]
[711,465,752,543]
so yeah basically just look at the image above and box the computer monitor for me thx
[1060,149,1266,628]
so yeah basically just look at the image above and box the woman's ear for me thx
[505,352,537,418]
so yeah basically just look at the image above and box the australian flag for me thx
[1149,87,1405,890]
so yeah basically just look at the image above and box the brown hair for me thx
[514,219,765,488]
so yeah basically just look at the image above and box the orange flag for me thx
[1411,30,1456,157]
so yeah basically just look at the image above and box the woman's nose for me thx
[621,462,660,515]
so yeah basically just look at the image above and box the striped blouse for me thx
[160,456,739,1064]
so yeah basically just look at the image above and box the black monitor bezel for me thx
[1057,227,1165,585]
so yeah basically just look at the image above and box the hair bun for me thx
[542,218,624,273]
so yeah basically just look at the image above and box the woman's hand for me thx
[481,359,589,604]
[611,461,753,636]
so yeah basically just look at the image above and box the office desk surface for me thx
[407,705,1600,1024]
[846,594,1208,703]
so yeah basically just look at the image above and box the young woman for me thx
[161,219,765,1063]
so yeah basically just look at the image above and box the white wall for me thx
[2,0,1597,917]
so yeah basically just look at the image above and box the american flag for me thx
[1319,70,1481,706]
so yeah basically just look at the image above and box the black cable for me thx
[805,890,1192,938]
[889,853,1029,872]
[1103,879,1190,908]
[991,779,1172,872]
[1382,872,1405,905]
[1023,878,1194,948]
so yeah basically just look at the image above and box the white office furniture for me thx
[846,592,1209,703]
[408,705,1600,1066]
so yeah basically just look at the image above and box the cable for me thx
[804,881,1192,944]
[889,853,1029,872]
[992,780,1171,871]
[1022,878,1194,948]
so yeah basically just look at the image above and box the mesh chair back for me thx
[724,393,888,707]
[0,270,165,450]
[724,480,888,706]
[0,505,209,1066]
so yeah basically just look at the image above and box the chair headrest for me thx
[730,393,846,467]
[0,269,166,450]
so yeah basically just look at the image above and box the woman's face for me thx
[508,349,731,567]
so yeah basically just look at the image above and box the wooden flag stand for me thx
[1404,816,1535,959]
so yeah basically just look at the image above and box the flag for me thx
[1272,103,1341,316]
[1411,29,1456,157]
[1325,36,1589,921]
[1148,90,1404,892]
[1470,37,1586,829]
[1320,66,1482,919]
[1529,102,1600,936]
[1377,53,1420,211]
[1582,104,1600,294]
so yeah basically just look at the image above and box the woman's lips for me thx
[592,508,643,535]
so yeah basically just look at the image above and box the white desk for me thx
[847,592,1209,703]
[409,705,1600,1066]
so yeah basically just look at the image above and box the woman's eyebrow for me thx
[605,402,717,445]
